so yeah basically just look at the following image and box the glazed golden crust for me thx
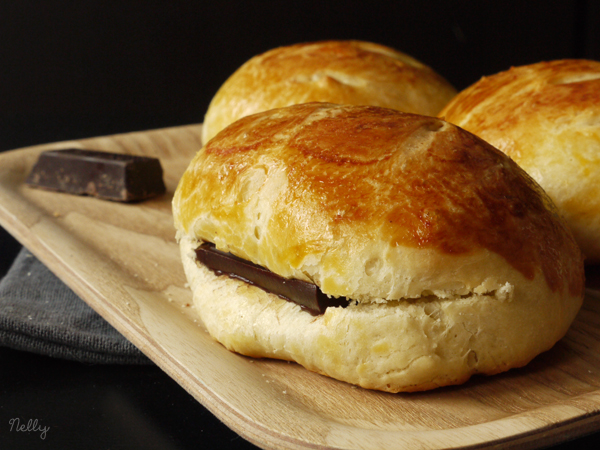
[173,102,584,392]
[440,59,600,262]
[201,40,457,143]
[175,103,583,301]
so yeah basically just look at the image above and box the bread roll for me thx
[201,40,456,143]
[174,102,584,392]
[439,59,600,263]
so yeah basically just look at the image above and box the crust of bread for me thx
[202,40,456,143]
[439,59,600,263]
[173,102,584,392]
[175,103,583,302]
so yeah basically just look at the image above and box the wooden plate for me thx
[1,125,600,450]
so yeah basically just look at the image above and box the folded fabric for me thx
[0,247,151,364]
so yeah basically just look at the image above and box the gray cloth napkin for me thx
[0,247,151,364]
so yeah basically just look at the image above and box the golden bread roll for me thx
[201,40,457,143]
[439,59,600,263]
[173,102,584,392]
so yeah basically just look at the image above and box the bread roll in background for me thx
[173,103,584,392]
[201,40,457,143]
[439,59,600,263]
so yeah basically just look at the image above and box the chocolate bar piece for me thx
[196,242,348,315]
[26,149,166,202]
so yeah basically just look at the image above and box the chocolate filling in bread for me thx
[174,103,586,392]
[195,242,348,315]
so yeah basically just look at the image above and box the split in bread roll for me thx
[439,59,600,263]
[173,102,584,392]
[201,40,457,143]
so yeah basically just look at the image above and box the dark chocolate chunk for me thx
[26,149,166,202]
[196,242,348,315]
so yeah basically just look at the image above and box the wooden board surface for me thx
[1,125,600,450]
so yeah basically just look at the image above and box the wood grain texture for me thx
[1,124,600,450]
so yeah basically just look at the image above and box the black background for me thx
[1,1,600,448]
[2,0,599,153]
